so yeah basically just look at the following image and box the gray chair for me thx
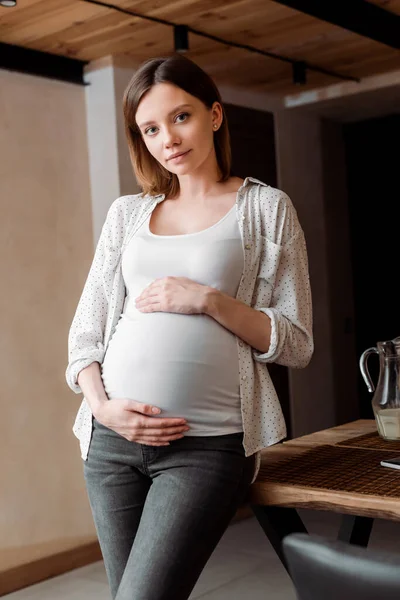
[282,533,400,600]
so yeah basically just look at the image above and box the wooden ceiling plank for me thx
[84,0,248,24]
[88,2,392,78]
[0,0,46,17]
[0,5,111,46]
[277,36,399,66]
[314,44,398,68]
[0,1,379,66]
[76,23,170,60]
[25,13,138,52]
[0,0,77,30]
[83,0,314,47]
[71,11,312,58]
[344,54,400,78]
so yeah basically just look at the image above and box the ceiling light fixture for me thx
[174,25,189,53]
[292,61,307,85]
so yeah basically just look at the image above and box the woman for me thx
[66,54,313,600]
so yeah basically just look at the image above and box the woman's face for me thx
[135,82,222,177]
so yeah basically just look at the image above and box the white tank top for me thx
[100,202,245,435]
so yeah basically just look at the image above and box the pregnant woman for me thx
[66,54,313,600]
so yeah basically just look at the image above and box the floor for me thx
[4,510,400,599]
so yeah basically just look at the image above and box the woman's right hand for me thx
[94,398,190,446]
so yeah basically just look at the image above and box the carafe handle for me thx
[359,347,379,393]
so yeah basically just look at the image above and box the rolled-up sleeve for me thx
[65,200,121,394]
[252,227,313,368]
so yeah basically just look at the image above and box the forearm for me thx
[204,288,271,353]
[77,362,108,418]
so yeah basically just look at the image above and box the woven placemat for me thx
[259,445,400,497]
[336,431,400,452]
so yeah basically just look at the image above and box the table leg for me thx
[250,505,308,571]
[338,515,374,547]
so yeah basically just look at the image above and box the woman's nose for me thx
[163,128,180,148]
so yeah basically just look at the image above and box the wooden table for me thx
[248,420,400,570]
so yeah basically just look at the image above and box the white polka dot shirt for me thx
[66,177,313,483]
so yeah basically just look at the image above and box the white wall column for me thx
[84,58,140,246]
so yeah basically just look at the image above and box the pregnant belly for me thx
[100,312,242,433]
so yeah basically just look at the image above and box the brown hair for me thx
[123,54,231,198]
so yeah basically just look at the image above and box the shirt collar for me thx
[240,176,269,190]
[154,176,268,204]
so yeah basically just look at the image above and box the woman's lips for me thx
[168,150,191,162]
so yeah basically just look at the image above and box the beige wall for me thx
[0,69,97,571]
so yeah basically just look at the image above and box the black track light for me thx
[292,61,307,85]
[174,25,189,53]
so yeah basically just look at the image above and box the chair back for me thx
[283,533,400,600]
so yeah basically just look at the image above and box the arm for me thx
[77,360,191,445]
[251,227,313,368]
[203,291,272,354]
[65,199,125,394]
[205,194,313,369]
[77,361,108,418]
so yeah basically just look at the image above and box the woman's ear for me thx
[211,101,223,129]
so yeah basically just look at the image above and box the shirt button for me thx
[241,375,247,381]
[245,244,251,250]
[239,341,243,347]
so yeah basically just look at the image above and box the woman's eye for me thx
[144,113,189,135]
[175,112,189,123]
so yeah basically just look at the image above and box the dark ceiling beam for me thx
[272,0,400,49]
[0,42,88,85]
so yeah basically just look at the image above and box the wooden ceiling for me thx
[1,0,399,94]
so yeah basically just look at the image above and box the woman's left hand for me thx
[135,277,212,315]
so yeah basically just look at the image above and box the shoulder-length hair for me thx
[123,54,231,198]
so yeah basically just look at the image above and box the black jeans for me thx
[83,417,256,600]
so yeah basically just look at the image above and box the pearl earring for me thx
[213,124,218,130]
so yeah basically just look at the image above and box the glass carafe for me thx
[359,336,400,440]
